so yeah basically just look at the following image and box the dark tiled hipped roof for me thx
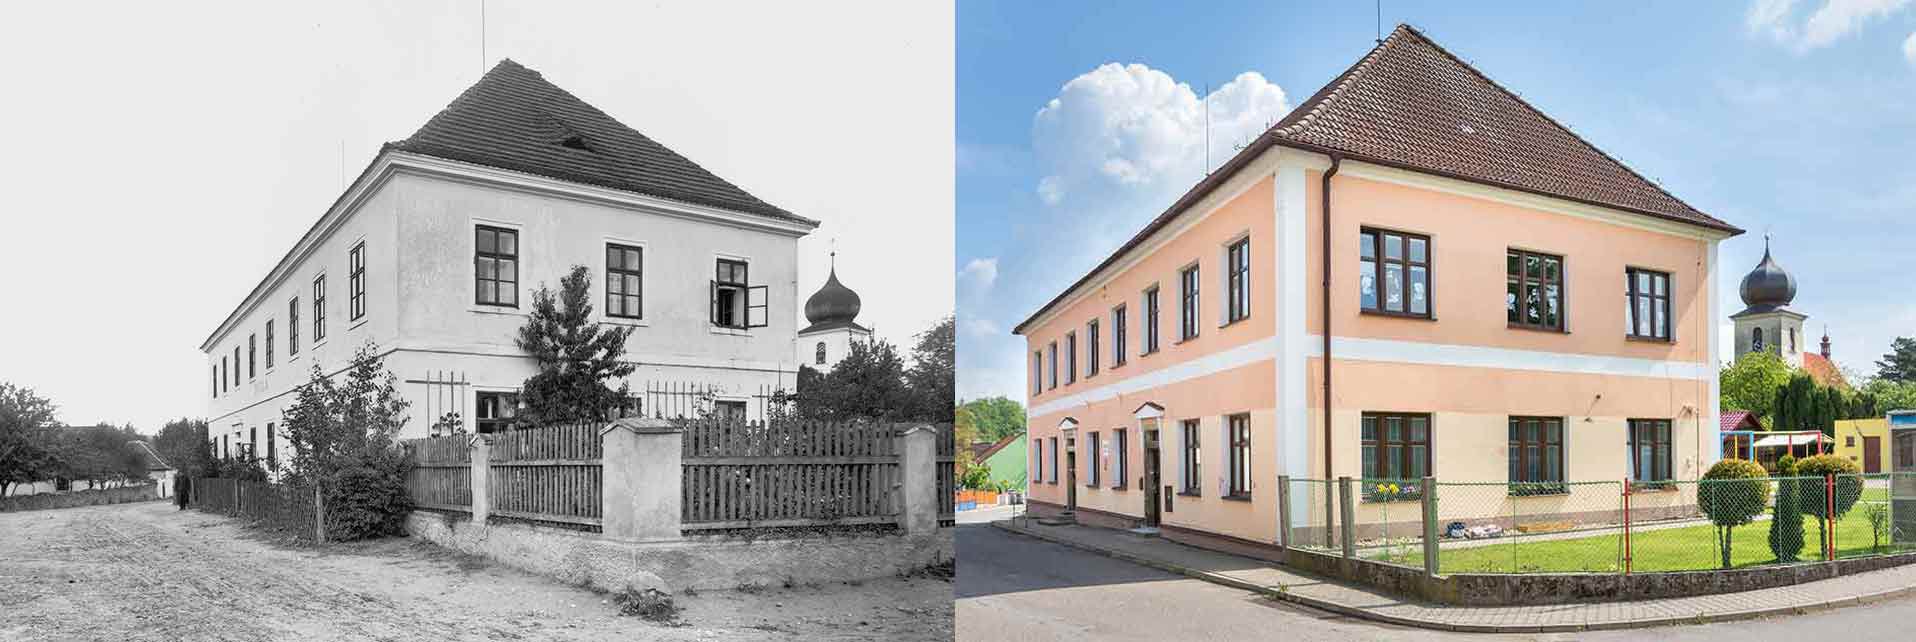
[1271,25,1736,233]
[391,60,802,223]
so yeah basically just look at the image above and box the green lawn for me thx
[1400,489,1912,574]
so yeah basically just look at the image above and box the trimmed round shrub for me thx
[1795,453,1865,553]
[1700,458,1772,569]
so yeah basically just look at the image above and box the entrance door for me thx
[1142,429,1161,527]
[1866,436,1884,474]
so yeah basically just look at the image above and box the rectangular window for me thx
[1047,342,1058,390]
[1227,414,1251,499]
[474,226,519,307]
[714,400,748,423]
[288,298,299,355]
[1629,419,1673,485]
[1181,419,1200,494]
[606,243,643,319]
[1179,265,1200,341]
[1508,417,1565,495]
[711,258,766,329]
[312,275,327,341]
[1031,351,1043,396]
[1507,248,1564,331]
[1226,238,1250,323]
[220,357,227,393]
[1033,439,1043,485]
[266,423,277,468]
[248,426,257,460]
[1086,431,1101,487]
[211,365,218,398]
[1626,268,1671,341]
[1086,320,1100,377]
[247,334,256,379]
[1049,437,1059,483]
[264,321,274,369]
[1112,305,1128,367]
[1065,332,1077,384]
[1361,412,1431,488]
[1359,228,1431,317]
[476,391,520,433]
[1114,428,1128,489]
[348,242,365,321]
[1143,288,1161,354]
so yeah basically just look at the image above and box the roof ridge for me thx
[1271,24,1407,138]
[1390,24,1707,220]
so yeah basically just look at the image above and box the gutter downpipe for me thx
[1322,153,1341,484]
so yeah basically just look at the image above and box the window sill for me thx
[1506,323,1569,335]
[1507,486,1570,498]
[1625,335,1673,344]
[1176,490,1202,498]
[709,326,750,337]
[1111,484,1127,491]
[1630,481,1678,493]
[602,317,651,328]
[1218,316,1250,329]
[1221,493,1253,503]
[470,305,528,318]
[1360,309,1435,321]
[348,318,370,332]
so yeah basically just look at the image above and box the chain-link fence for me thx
[1282,473,1916,575]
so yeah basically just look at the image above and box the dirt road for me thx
[0,501,951,641]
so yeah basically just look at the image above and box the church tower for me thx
[1730,238,1807,367]
[796,252,872,371]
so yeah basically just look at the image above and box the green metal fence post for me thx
[1338,476,1356,559]
[1422,476,1438,576]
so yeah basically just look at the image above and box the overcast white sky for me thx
[0,1,953,432]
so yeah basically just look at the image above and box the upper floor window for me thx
[1064,331,1077,385]
[246,337,255,380]
[1112,305,1128,367]
[1226,238,1250,323]
[1086,319,1100,377]
[606,244,643,319]
[1360,228,1430,317]
[1178,265,1200,342]
[1507,249,1563,331]
[211,365,218,398]
[264,321,274,369]
[474,226,518,307]
[1752,327,1766,352]
[288,298,300,355]
[220,357,227,393]
[1143,287,1161,354]
[1047,341,1058,390]
[815,341,827,365]
[232,347,241,385]
[711,258,767,329]
[348,242,366,321]
[1031,351,1042,396]
[1625,268,1670,341]
[312,275,327,342]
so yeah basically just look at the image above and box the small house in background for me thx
[1718,410,1763,461]
[1834,416,1892,474]
[131,441,174,498]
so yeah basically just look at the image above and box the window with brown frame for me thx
[1626,268,1670,341]
[1630,419,1673,487]
[1507,249,1564,331]
[1179,265,1200,341]
[1065,332,1077,384]
[1112,304,1128,367]
[1226,237,1250,323]
[1360,228,1431,317]
[1362,412,1430,500]
[1047,341,1057,390]
[1227,413,1251,499]
[1031,351,1043,396]
[1049,437,1059,483]
[606,243,643,319]
[1143,287,1161,354]
[1086,320,1100,377]
[475,226,519,307]
[1180,418,1201,495]
[1086,431,1100,487]
[1508,416,1565,495]
[1113,428,1128,489]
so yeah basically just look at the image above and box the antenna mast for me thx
[1376,0,1383,43]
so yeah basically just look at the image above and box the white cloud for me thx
[1747,0,1914,52]
[1030,64,1289,206]
[961,316,1001,338]
[1905,31,1916,65]
[958,257,999,292]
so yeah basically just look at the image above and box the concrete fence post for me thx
[1276,474,1292,550]
[600,417,683,542]
[899,424,938,536]
[1421,476,1439,576]
[1338,476,1356,559]
[468,433,492,523]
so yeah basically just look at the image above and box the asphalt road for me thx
[955,519,1916,641]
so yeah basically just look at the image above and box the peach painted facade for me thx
[1016,148,1733,544]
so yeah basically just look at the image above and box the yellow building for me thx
[1834,418,1891,474]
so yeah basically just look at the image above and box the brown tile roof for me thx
[1803,353,1848,389]
[1272,25,1738,234]
[1720,410,1759,432]
[1014,25,1741,334]
[391,60,806,224]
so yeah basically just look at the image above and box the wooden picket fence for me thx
[402,434,472,512]
[681,420,912,530]
[936,424,955,525]
[488,422,602,530]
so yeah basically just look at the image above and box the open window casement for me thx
[712,259,754,329]
[747,285,768,328]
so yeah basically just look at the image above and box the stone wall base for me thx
[405,511,953,594]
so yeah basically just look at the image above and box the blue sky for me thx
[956,1,1916,403]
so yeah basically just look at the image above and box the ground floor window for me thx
[1629,419,1672,486]
[1113,428,1128,489]
[476,391,520,433]
[1227,414,1250,499]
[1049,437,1059,484]
[1180,419,1200,495]
[1362,412,1430,500]
[1033,439,1043,485]
[1508,416,1564,495]
[1086,431,1101,486]
[713,399,748,423]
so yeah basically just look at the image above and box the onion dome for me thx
[803,260,862,331]
[1738,239,1796,312]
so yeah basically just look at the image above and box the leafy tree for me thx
[1795,454,1863,556]
[155,418,213,478]
[280,343,413,540]
[1768,455,1805,563]
[1720,351,1794,423]
[1861,378,1916,414]
[51,424,148,490]
[957,397,1026,444]
[903,315,955,423]
[803,338,911,422]
[1699,458,1771,570]
[1772,374,1822,433]
[514,265,637,427]
[959,460,993,490]
[0,383,61,496]
[954,403,981,471]
[1876,337,1916,383]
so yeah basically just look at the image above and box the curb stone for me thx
[990,520,1916,633]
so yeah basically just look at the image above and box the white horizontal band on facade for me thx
[1029,336,1708,418]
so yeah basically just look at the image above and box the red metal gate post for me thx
[1621,480,1632,575]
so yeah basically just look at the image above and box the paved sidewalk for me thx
[993,518,1916,633]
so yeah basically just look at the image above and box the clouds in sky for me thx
[1747,0,1914,53]
[1905,31,1916,64]
[1030,64,1289,208]
[958,257,999,293]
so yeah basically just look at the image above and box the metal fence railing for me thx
[1278,472,1916,576]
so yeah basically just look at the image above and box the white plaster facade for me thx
[798,325,871,372]
[201,151,816,454]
